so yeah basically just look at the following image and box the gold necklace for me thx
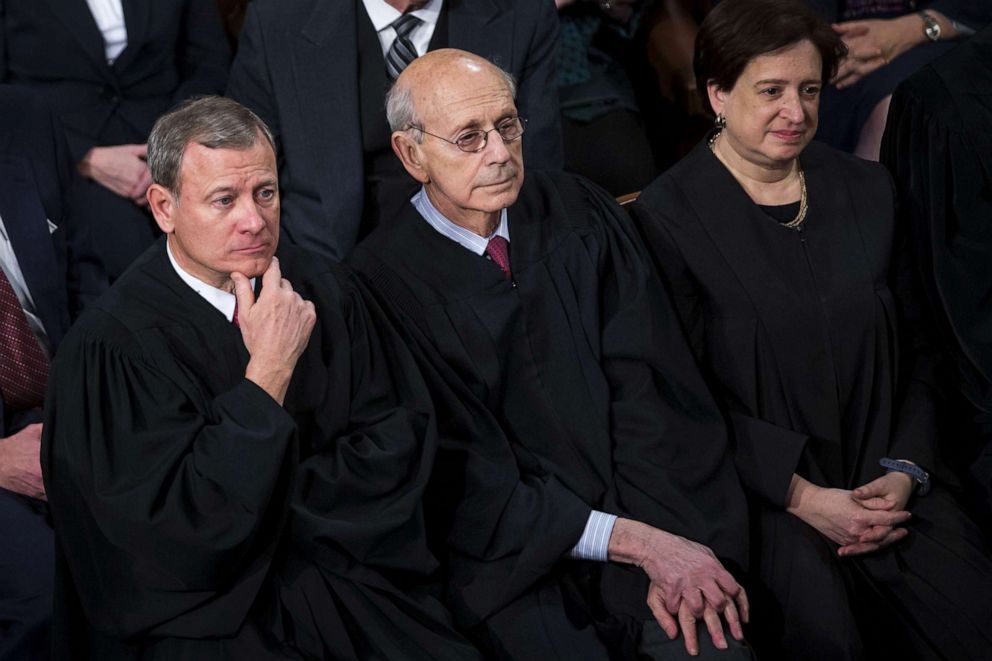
[708,131,808,229]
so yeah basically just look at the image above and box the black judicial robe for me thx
[41,240,480,660]
[633,140,992,659]
[881,27,992,523]
[351,172,748,657]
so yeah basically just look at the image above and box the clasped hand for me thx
[610,518,748,656]
[788,473,913,557]
[831,15,920,89]
[78,144,153,206]
[232,257,316,405]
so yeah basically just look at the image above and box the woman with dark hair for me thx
[631,0,992,658]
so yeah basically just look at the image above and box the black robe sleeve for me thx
[881,32,992,463]
[574,177,748,569]
[288,268,442,576]
[41,312,297,640]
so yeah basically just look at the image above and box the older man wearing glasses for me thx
[350,49,754,660]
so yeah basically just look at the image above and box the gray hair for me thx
[148,96,276,197]
[385,61,518,140]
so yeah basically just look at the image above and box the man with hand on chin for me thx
[42,96,480,660]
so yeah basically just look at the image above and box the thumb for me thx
[231,272,255,316]
[852,478,885,500]
[134,143,148,158]
[832,21,864,34]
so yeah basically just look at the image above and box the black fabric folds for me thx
[42,240,479,660]
[351,171,747,657]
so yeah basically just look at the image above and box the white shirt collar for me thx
[360,0,443,34]
[411,187,509,256]
[166,240,254,323]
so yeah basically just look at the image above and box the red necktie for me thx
[485,236,512,279]
[0,268,49,411]
[232,300,239,328]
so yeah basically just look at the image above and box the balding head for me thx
[387,49,525,236]
[386,49,517,134]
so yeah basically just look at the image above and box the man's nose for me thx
[483,129,512,164]
[237,200,266,233]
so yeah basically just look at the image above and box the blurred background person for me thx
[227,0,563,261]
[803,0,991,160]
[0,0,230,281]
[0,86,104,661]
[555,0,712,196]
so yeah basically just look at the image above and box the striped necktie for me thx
[385,13,422,82]
[0,268,49,411]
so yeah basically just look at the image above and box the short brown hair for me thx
[694,0,846,114]
[148,96,276,197]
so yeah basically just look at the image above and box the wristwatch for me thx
[919,11,941,42]
[880,457,931,496]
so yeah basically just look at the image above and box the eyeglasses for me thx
[406,116,527,153]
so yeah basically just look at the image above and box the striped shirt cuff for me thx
[568,510,617,562]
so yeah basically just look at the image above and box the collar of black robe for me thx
[136,237,261,355]
[389,173,571,302]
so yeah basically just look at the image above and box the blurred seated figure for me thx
[555,0,659,196]
[0,86,103,661]
[227,0,562,261]
[0,0,230,281]
[633,1,992,657]
[803,0,991,159]
[881,24,992,535]
[555,0,712,195]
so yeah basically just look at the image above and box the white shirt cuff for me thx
[568,510,617,562]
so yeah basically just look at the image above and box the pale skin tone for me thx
[708,39,917,558]
[146,137,315,405]
[391,50,524,238]
[392,49,747,655]
[0,423,45,500]
[831,11,957,90]
[831,11,958,160]
[78,144,154,207]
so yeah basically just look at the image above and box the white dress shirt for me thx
[166,241,253,322]
[411,188,618,562]
[0,215,51,354]
[360,0,443,59]
[85,0,128,64]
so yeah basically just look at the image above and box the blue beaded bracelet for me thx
[880,458,931,496]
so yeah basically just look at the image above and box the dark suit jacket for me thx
[0,87,101,435]
[227,0,563,261]
[0,0,230,279]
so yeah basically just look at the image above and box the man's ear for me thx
[147,184,177,233]
[391,131,430,184]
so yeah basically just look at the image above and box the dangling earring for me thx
[714,113,727,130]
